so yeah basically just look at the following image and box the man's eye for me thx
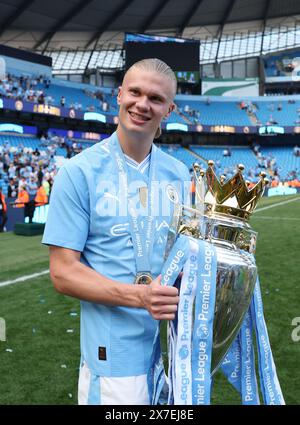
[130,90,139,95]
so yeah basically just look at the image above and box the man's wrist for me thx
[134,283,150,309]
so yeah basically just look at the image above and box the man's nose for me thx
[136,96,150,111]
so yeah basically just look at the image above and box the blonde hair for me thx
[124,58,177,139]
[126,58,177,98]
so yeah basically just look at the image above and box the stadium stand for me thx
[190,146,260,180]
[1,129,300,200]
[254,100,300,126]
[3,72,300,129]
[0,131,96,200]
[176,98,252,126]
[158,144,203,168]
[259,146,300,181]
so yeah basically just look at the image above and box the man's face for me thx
[117,67,175,139]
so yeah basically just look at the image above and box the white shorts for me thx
[78,361,150,405]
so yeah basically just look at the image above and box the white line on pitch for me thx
[253,216,300,221]
[0,270,49,288]
[255,196,300,213]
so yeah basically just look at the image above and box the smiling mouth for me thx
[128,111,151,121]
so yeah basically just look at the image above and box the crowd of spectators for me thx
[40,131,84,159]
[0,131,90,203]
[239,99,300,126]
[0,73,113,114]
[0,131,95,230]
[251,142,300,188]
[0,139,57,203]
[162,139,300,189]
[209,159,265,186]
[83,88,111,112]
[0,73,53,105]
[195,158,299,189]
[178,104,201,124]
[240,100,256,114]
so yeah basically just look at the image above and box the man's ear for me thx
[117,86,122,105]
[165,102,175,118]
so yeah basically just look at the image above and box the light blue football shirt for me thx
[42,132,191,377]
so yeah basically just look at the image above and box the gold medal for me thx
[134,272,153,285]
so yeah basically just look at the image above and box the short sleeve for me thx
[42,164,90,252]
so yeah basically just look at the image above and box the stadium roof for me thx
[1,0,300,72]
[0,0,300,51]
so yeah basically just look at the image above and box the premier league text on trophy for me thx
[291,317,300,342]
[193,245,215,404]
[0,317,6,342]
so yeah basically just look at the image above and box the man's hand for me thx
[143,275,179,320]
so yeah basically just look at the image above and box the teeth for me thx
[130,112,148,121]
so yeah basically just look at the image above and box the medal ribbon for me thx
[108,133,156,278]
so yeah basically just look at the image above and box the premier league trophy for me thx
[148,161,285,405]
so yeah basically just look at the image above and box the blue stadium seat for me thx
[259,146,300,179]
[175,100,252,126]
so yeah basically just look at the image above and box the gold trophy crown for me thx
[193,160,269,221]
[165,159,269,256]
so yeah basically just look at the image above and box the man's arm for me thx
[49,246,179,321]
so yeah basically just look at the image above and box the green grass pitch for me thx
[0,195,299,404]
